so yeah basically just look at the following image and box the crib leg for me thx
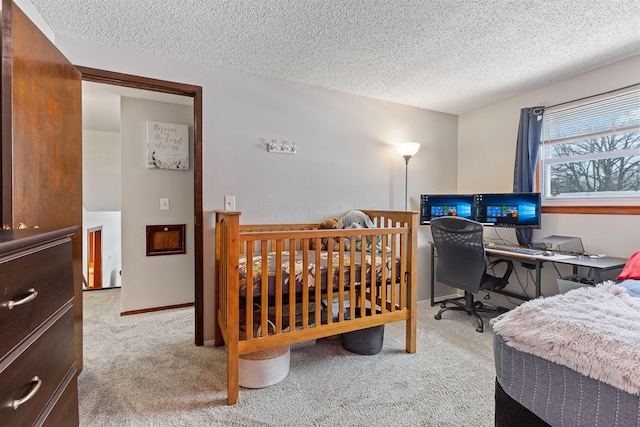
[406,314,416,353]
[227,347,239,405]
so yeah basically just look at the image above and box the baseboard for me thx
[120,302,194,316]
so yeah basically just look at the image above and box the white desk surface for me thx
[485,248,575,261]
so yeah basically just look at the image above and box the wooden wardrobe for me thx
[1,0,82,425]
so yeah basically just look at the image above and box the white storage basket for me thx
[239,320,290,389]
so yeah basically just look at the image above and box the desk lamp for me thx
[396,142,420,210]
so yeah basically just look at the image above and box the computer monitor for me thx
[420,194,475,225]
[474,192,541,228]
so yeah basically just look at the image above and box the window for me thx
[539,85,640,208]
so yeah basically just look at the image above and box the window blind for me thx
[542,85,640,144]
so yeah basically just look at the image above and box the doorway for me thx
[87,226,103,289]
[79,67,204,346]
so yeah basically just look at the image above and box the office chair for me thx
[430,217,513,332]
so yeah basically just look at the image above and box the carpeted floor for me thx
[79,289,499,426]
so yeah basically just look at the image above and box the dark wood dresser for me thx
[0,227,79,426]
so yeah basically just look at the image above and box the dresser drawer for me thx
[0,306,75,427]
[38,370,79,427]
[0,239,73,357]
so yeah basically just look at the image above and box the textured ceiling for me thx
[31,0,640,114]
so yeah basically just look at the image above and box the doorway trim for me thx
[77,66,205,346]
[87,225,103,289]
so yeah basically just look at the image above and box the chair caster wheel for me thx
[434,314,441,320]
[440,303,446,308]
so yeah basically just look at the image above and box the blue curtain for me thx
[513,107,544,245]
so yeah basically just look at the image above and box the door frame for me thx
[77,66,205,346]
[87,225,102,289]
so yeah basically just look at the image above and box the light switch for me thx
[224,196,235,211]
[160,198,170,211]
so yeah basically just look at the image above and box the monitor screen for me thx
[474,192,541,228]
[420,194,475,225]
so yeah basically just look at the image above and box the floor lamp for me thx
[396,142,421,210]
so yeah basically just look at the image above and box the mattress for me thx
[493,280,640,426]
[238,250,398,298]
[494,333,640,427]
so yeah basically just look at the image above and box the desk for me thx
[551,255,628,284]
[429,242,627,305]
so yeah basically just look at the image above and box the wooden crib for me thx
[214,209,418,405]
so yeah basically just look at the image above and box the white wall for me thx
[457,55,640,306]
[83,130,121,211]
[54,35,458,341]
[120,97,195,312]
[82,129,122,288]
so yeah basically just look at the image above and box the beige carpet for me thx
[79,289,498,426]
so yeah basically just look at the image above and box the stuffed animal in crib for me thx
[338,210,382,252]
[310,217,340,251]
[338,210,375,230]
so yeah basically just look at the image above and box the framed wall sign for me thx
[147,121,190,170]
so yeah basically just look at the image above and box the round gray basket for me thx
[342,308,384,355]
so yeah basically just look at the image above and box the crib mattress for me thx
[238,250,398,298]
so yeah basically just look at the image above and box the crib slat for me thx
[261,241,269,336]
[399,232,406,309]
[348,243,356,320]
[359,242,367,313]
[390,230,397,312]
[302,245,309,329]
[275,240,283,333]
[245,243,254,339]
[315,245,322,326]
[338,240,349,322]
[370,234,377,312]
[380,233,388,313]
[326,246,332,322]
[288,238,296,333]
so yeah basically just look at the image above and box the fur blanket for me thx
[493,281,640,395]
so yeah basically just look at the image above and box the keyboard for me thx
[488,244,545,256]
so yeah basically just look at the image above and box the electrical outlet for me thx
[224,196,235,211]
[160,198,170,211]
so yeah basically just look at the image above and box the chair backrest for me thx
[430,217,486,293]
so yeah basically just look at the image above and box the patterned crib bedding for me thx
[239,250,398,298]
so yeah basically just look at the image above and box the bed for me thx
[214,209,418,405]
[492,277,640,427]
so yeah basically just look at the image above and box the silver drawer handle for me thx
[7,288,38,309]
[13,376,42,410]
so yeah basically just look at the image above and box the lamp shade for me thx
[395,142,420,157]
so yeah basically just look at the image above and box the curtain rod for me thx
[544,83,639,110]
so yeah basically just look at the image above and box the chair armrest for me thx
[487,258,510,269]
[487,258,514,280]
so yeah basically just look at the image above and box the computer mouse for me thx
[542,250,554,256]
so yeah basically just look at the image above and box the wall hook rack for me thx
[267,139,296,154]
